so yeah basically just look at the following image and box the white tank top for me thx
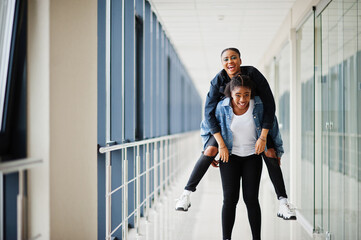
[230,100,257,157]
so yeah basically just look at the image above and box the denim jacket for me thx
[200,96,284,158]
[204,67,275,134]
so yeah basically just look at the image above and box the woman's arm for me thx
[244,66,276,129]
[213,132,229,162]
[204,71,227,134]
[268,116,284,158]
[255,128,269,155]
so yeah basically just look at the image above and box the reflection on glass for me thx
[276,44,291,193]
[317,0,359,238]
[297,15,314,225]
[342,1,358,239]
[0,0,16,131]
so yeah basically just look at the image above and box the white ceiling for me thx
[149,0,297,100]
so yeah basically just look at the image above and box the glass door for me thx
[315,0,359,239]
[314,10,324,235]
[317,1,346,238]
[342,1,359,239]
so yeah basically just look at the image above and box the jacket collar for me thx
[254,96,262,105]
[220,69,231,83]
[221,97,231,107]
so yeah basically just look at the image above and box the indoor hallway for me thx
[2,0,360,239]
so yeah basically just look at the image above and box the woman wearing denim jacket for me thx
[176,48,296,221]
[202,75,282,240]
[200,91,284,160]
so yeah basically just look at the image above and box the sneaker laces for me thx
[175,194,187,202]
[285,203,296,212]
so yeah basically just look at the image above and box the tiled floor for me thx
[129,160,311,240]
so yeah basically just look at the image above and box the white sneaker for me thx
[277,202,296,220]
[175,194,191,211]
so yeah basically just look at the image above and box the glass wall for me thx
[342,1,359,239]
[315,0,360,238]
[266,43,293,239]
[97,0,202,239]
[0,0,16,130]
[0,0,27,238]
[267,1,360,238]
[297,14,314,225]
[275,44,291,192]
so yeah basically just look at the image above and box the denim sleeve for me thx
[250,67,275,129]
[204,77,222,134]
[268,116,284,158]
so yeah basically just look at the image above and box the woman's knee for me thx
[204,146,218,156]
[223,196,239,208]
[243,194,259,207]
[223,190,240,206]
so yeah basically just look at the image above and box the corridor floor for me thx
[129,160,310,240]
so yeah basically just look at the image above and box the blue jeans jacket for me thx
[200,96,284,158]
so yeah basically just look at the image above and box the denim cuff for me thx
[210,126,221,135]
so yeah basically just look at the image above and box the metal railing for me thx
[0,158,43,240]
[98,130,201,240]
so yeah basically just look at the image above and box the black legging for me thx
[184,135,287,200]
[219,154,263,240]
[263,155,287,199]
[184,135,218,192]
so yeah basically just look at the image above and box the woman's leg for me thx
[262,152,287,199]
[241,154,263,240]
[184,135,218,192]
[263,150,296,220]
[220,155,242,240]
[176,136,218,211]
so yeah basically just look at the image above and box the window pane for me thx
[343,1,358,239]
[297,15,314,224]
[0,0,16,131]
[277,43,291,192]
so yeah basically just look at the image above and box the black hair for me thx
[224,74,255,99]
[221,47,241,58]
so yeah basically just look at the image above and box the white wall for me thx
[27,0,97,239]
[258,0,322,73]
[28,0,50,238]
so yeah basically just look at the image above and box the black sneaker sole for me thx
[175,204,191,212]
[277,213,296,220]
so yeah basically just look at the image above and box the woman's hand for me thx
[255,136,266,155]
[211,159,219,168]
[218,146,229,162]
[255,129,269,155]
[213,132,229,163]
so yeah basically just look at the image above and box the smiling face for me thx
[231,86,251,115]
[221,50,242,78]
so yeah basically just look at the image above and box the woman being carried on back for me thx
[176,47,296,221]
[203,74,283,239]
